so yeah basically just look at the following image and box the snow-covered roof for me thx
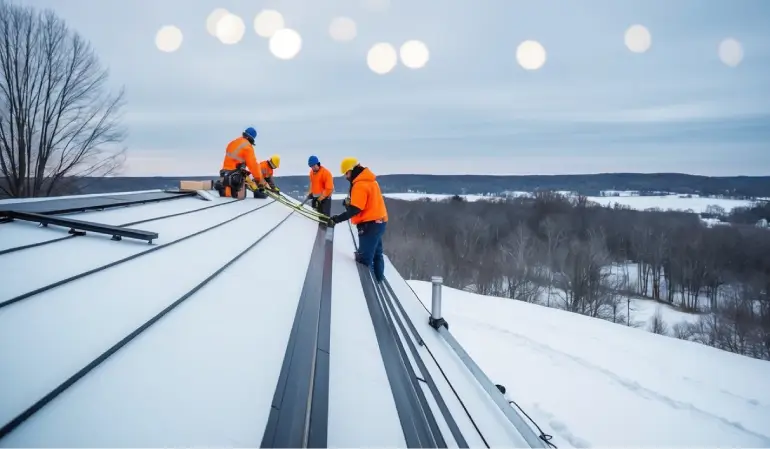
[0,189,550,447]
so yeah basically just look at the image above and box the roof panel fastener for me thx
[2,211,158,244]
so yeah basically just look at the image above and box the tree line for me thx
[0,0,125,198]
[382,193,770,361]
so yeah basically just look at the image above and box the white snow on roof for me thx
[0,190,549,447]
[0,189,164,205]
[1,190,768,447]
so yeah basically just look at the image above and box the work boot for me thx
[253,189,268,199]
[214,180,225,197]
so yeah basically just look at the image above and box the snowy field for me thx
[331,192,499,202]
[337,191,757,214]
[407,280,770,448]
[540,288,701,331]
[587,195,753,214]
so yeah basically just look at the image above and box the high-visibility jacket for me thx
[349,167,388,225]
[259,160,276,188]
[222,136,262,182]
[308,165,334,199]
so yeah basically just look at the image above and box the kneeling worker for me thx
[259,154,281,192]
[215,126,267,199]
[305,155,334,216]
[327,157,388,283]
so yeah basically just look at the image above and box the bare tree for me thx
[672,321,694,340]
[648,308,669,335]
[381,191,770,361]
[0,0,126,198]
[500,224,542,302]
[541,216,566,307]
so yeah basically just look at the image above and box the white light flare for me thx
[624,24,651,53]
[216,13,246,45]
[718,38,743,67]
[206,8,229,36]
[516,40,546,70]
[155,25,183,53]
[329,17,357,42]
[269,28,302,60]
[367,42,398,75]
[254,9,285,38]
[399,40,430,69]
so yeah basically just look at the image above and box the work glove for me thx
[325,216,337,227]
[343,196,350,207]
[306,193,314,201]
[311,198,318,209]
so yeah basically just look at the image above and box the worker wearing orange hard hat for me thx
[327,157,388,282]
[305,155,334,216]
[214,126,268,199]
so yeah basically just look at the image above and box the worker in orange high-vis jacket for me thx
[215,127,267,199]
[259,154,281,193]
[327,157,388,282]
[305,155,334,216]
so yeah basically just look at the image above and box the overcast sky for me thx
[19,0,770,176]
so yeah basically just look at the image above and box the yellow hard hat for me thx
[340,157,358,175]
[269,154,281,168]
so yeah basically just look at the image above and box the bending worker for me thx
[306,155,334,216]
[216,127,267,199]
[328,157,388,283]
[259,154,281,192]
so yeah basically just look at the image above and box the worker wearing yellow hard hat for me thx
[327,157,389,283]
[258,154,281,194]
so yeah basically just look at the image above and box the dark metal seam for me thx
[346,220,438,447]
[355,264,424,447]
[0,191,194,216]
[0,207,296,441]
[379,280,469,448]
[372,281,446,448]
[308,227,334,448]
[0,200,240,258]
[0,200,279,310]
[260,223,332,448]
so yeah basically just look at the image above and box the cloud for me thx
[16,0,770,176]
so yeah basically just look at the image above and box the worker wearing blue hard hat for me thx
[215,126,268,199]
[306,155,334,216]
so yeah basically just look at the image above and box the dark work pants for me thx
[315,197,331,216]
[357,221,387,282]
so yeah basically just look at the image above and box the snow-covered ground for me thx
[542,289,700,330]
[407,280,770,448]
[331,192,501,202]
[586,195,753,214]
[350,191,756,214]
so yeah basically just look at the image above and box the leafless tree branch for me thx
[0,0,126,198]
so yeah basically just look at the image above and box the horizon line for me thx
[106,172,770,178]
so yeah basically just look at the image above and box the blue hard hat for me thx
[244,127,257,139]
[308,155,319,167]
